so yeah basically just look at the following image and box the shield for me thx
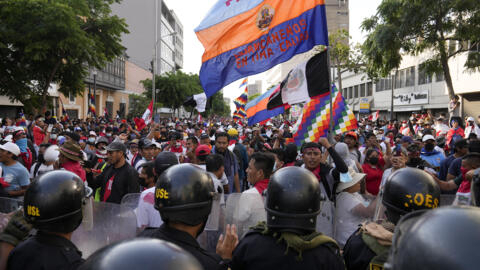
[0,197,23,232]
[120,193,141,211]
[224,193,267,238]
[197,192,226,252]
[71,201,137,258]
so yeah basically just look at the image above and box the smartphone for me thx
[47,124,53,133]
[385,137,391,144]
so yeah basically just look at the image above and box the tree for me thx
[361,0,480,99]
[321,29,366,92]
[0,0,128,109]
[141,70,230,117]
[127,93,150,119]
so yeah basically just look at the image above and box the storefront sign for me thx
[359,97,370,113]
[393,92,428,106]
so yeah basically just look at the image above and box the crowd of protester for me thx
[0,108,480,269]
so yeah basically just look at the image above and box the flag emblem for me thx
[256,5,274,31]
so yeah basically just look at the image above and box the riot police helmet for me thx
[265,166,323,232]
[154,164,214,226]
[24,170,92,233]
[79,238,203,270]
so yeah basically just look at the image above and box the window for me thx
[376,80,382,92]
[119,103,126,118]
[68,93,75,103]
[406,66,415,87]
[360,84,366,97]
[367,82,373,96]
[66,109,78,119]
[418,63,432,85]
[399,69,405,88]
[354,85,359,98]
[106,102,113,117]
[384,76,391,90]
[349,87,353,99]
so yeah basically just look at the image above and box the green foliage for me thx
[248,93,261,102]
[0,0,128,106]
[141,70,230,117]
[127,93,150,119]
[361,0,480,98]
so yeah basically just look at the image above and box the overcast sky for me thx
[162,0,382,109]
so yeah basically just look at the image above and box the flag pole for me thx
[326,47,334,143]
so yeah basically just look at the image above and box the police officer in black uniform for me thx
[471,168,480,206]
[138,163,237,270]
[79,238,203,270]
[384,206,480,270]
[7,170,91,270]
[343,167,441,270]
[230,166,345,270]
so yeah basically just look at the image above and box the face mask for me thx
[175,141,181,147]
[402,124,407,127]
[369,157,379,165]
[16,138,27,152]
[88,138,96,143]
[130,134,137,139]
[51,134,57,140]
[106,133,112,137]
[425,143,435,152]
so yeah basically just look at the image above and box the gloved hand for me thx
[0,209,32,247]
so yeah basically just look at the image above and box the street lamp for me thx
[93,68,97,117]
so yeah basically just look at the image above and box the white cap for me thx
[0,142,20,156]
[467,116,475,122]
[422,134,435,142]
[89,131,97,136]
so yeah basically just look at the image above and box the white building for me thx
[340,43,480,120]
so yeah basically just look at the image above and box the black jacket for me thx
[343,229,377,270]
[88,162,139,204]
[231,231,344,270]
[7,232,84,270]
[139,224,227,270]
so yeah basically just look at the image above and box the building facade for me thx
[340,43,480,120]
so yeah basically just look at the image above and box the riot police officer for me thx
[79,238,203,270]
[138,163,236,270]
[384,206,480,270]
[230,166,345,270]
[7,170,92,270]
[343,167,441,270]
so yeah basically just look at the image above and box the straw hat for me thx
[336,168,366,193]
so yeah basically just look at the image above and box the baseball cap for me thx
[422,134,435,142]
[195,144,211,156]
[200,133,210,140]
[89,131,97,136]
[106,142,127,153]
[401,136,414,143]
[467,116,475,122]
[0,142,20,156]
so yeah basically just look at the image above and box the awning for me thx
[0,96,23,106]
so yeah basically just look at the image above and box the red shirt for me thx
[362,163,383,195]
[61,160,86,182]
[33,126,45,146]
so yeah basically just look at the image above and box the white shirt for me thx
[136,187,162,228]
[335,192,369,247]
[29,163,54,179]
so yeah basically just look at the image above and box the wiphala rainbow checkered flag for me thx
[287,85,357,147]
[233,84,248,121]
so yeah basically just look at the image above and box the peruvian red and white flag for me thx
[197,113,203,123]
[142,100,154,124]
[369,110,380,121]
